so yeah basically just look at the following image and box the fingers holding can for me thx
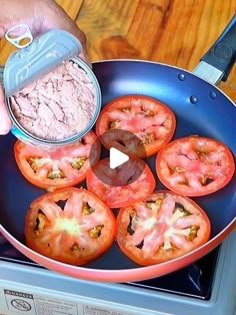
[0,84,12,135]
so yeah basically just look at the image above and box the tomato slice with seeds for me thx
[156,136,235,196]
[14,131,101,191]
[24,187,116,265]
[86,157,156,208]
[95,95,176,157]
[116,190,211,266]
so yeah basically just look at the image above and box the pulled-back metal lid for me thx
[2,25,101,148]
[3,24,82,96]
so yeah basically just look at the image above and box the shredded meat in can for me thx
[10,60,96,141]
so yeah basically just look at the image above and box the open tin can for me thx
[3,25,101,148]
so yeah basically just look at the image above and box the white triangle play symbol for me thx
[109,147,129,169]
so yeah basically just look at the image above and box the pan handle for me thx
[193,14,236,85]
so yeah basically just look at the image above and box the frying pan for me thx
[0,15,236,283]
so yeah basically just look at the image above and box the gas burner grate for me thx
[0,233,220,300]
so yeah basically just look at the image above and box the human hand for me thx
[0,0,88,135]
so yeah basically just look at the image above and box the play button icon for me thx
[89,129,147,186]
[109,147,129,169]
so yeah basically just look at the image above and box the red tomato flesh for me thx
[156,136,235,196]
[116,190,211,266]
[14,131,101,191]
[96,95,176,157]
[25,187,116,265]
[86,157,156,208]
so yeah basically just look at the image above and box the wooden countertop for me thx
[1,0,236,101]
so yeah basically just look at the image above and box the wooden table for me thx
[1,0,236,101]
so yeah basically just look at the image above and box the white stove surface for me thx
[0,229,235,315]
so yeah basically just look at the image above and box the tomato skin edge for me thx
[24,187,117,265]
[116,190,211,266]
[86,159,156,208]
[95,94,176,157]
[155,136,235,197]
[14,134,101,191]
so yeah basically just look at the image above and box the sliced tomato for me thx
[156,135,235,196]
[24,187,116,265]
[95,95,176,157]
[116,190,211,266]
[14,131,101,191]
[86,157,156,208]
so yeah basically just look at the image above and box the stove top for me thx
[0,231,235,315]
[0,232,219,300]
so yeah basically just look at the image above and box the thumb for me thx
[0,84,12,135]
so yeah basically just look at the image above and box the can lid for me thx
[3,25,82,96]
